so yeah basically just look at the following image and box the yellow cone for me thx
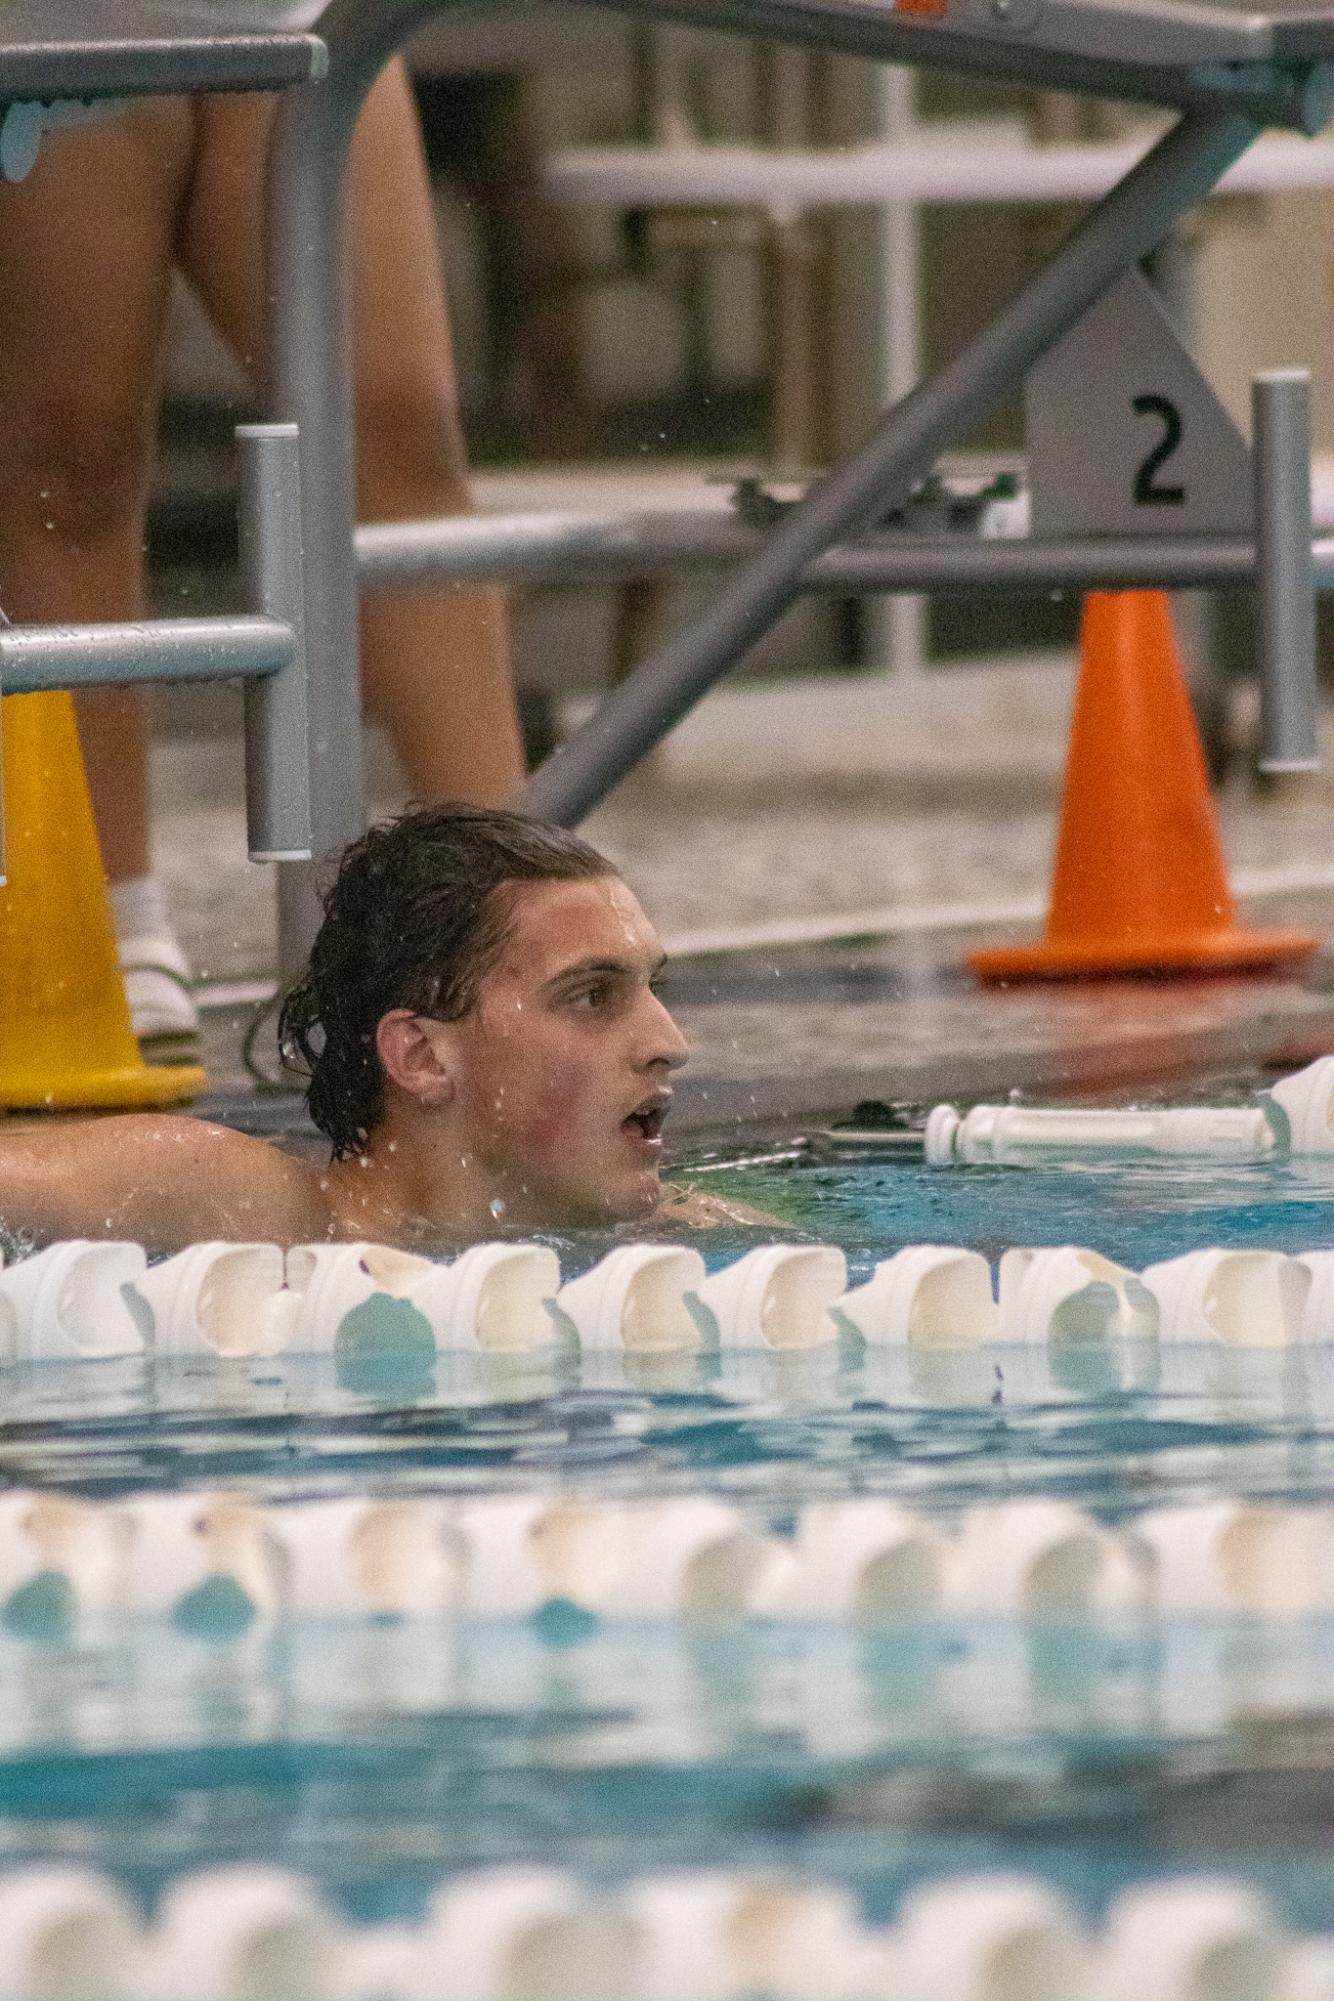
[0,691,205,1109]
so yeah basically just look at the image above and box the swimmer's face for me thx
[436,875,688,1226]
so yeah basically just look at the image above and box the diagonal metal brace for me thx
[521,102,1262,827]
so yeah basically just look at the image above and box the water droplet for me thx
[490,1197,507,1220]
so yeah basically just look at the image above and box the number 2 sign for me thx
[1025,269,1252,537]
[1132,393,1186,507]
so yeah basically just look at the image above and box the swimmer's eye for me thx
[568,980,613,1011]
[554,966,668,1013]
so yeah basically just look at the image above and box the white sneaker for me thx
[118,929,201,1048]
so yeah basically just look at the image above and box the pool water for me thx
[683,1146,1334,1270]
[7,1326,1334,1509]
[5,1608,1334,1926]
[6,1144,1334,1935]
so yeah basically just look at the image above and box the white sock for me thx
[109,874,173,943]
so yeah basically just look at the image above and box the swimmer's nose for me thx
[643,988,689,1070]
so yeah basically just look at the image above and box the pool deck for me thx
[167,658,1334,1148]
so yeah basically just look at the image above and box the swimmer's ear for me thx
[376,1010,455,1110]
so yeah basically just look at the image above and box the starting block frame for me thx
[5,0,1334,968]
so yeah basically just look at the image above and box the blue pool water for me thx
[6,1144,1334,1931]
[687,1146,1334,1271]
[5,1608,1334,1925]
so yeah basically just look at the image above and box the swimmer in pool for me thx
[0,807,757,1254]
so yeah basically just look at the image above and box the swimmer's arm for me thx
[0,1115,325,1256]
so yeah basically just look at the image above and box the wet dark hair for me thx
[279,805,617,1158]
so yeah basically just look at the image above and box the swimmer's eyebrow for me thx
[543,952,669,992]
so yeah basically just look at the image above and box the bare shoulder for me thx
[0,1112,334,1254]
[651,1181,784,1230]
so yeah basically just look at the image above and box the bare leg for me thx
[0,102,193,881]
[416,71,589,459]
[184,61,524,806]
[75,687,153,881]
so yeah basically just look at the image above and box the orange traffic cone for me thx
[0,691,205,1108]
[969,591,1318,982]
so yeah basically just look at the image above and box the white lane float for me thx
[1141,1249,1310,1347]
[0,1489,129,1626]
[450,1494,639,1617]
[146,1867,340,2001]
[271,1498,460,1617]
[135,1242,298,1359]
[1135,1502,1334,1616]
[449,1495,554,1616]
[284,1243,437,1357]
[772,1501,947,1622]
[11,1486,1334,1629]
[333,1925,421,2001]
[0,1240,150,1361]
[19,1487,1334,1628]
[121,1492,282,1625]
[834,1246,998,1347]
[1296,1251,1334,1343]
[1264,1055,1334,1155]
[997,1247,1157,1345]
[925,1099,1280,1168]
[1277,1942,1334,2001]
[687,1245,847,1350]
[0,1862,1329,2001]
[518,1496,643,1612]
[410,1868,636,2001]
[948,1500,1148,1617]
[599,1497,793,1620]
[1098,1879,1287,2001]
[412,1243,562,1352]
[890,1873,1090,2001]
[925,1054,1334,1168]
[627,1872,872,2001]
[18,1230,1334,1357]
[550,1245,706,1353]
[0,1867,143,2001]
[623,1873,745,2001]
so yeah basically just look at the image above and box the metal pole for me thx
[521,103,1261,824]
[542,132,1334,213]
[1253,368,1320,772]
[238,423,314,862]
[355,510,765,586]
[355,509,1334,596]
[0,619,292,688]
[266,0,486,977]
[873,63,927,680]
[0,611,294,886]
[268,66,359,978]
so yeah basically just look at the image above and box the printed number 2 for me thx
[1132,393,1186,507]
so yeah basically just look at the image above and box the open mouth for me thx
[622,1099,668,1144]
